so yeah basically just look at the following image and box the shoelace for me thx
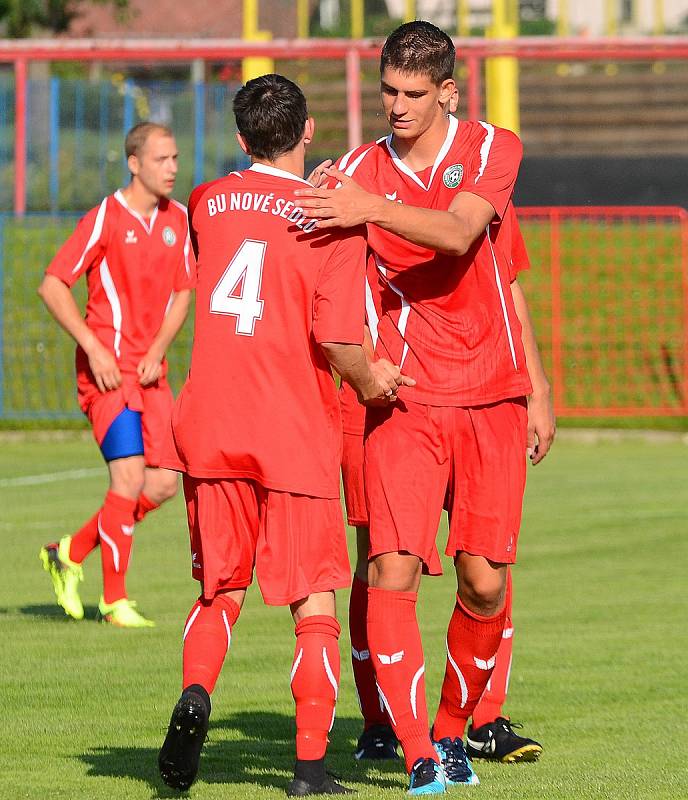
[413,760,439,785]
[441,740,471,778]
[497,718,524,733]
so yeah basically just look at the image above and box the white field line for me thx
[0,467,102,488]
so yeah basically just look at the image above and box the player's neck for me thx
[120,181,160,218]
[251,154,305,181]
[391,114,451,172]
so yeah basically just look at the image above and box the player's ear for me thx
[303,117,315,146]
[439,78,456,108]
[127,153,139,177]
[236,132,250,156]
[449,88,459,114]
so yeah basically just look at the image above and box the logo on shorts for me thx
[162,226,177,247]
[192,552,202,569]
[443,163,464,188]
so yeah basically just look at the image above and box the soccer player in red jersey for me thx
[157,74,412,797]
[38,123,195,628]
[340,206,549,767]
[296,21,555,794]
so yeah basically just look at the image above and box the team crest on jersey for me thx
[162,226,176,247]
[443,163,464,188]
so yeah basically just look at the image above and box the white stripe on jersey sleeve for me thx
[476,121,495,183]
[71,197,108,275]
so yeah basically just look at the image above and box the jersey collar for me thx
[114,189,159,234]
[384,114,458,192]
[247,162,312,187]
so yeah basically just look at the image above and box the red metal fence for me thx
[3,36,688,214]
[518,206,688,417]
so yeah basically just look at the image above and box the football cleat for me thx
[431,734,479,786]
[98,597,155,628]
[287,774,355,796]
[466,717,542,764]
[353,724,399,760]
[159,691,210,790]
[407,757,446,795]
[39,535,84,620]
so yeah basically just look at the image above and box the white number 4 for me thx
[210,239,266,335]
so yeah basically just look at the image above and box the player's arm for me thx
[297,170,495,256]
[321,342,414,406]
[137,289,192,386]
[38,274,121,392]
[511,279,555,464]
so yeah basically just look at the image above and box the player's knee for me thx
[110,465,145,500]
[369,553,421,593]
[458,575,505,616]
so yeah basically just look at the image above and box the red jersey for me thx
[338,116,532,406]
[495,203,530,282]
[46,191,195,373]
[165,163,367,499]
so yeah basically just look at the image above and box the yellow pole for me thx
[404,0,416,23]
[653,0,665,35]
[297,0,309,38]
[456,0,469,37]
[605,0,618,36]
[351,0,364,38]
[242,0,274,83]
[557,0,570,36]
[485,0,520,133]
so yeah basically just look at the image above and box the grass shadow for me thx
[79,711,403,797]
[18,603,100,620]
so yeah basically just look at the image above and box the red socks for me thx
[134,492,159,522]
[182,593,241,694]
[432,594,506,740]
[68,511,100,564]
[349,576,388,729]
[68,492,158,566]
[367,587,437,772]
[472,570,514,729]
[291,615,341,761]
[98,491,137,604]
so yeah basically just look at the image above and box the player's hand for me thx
[87,341,121,393]
[359,358,416,406]
[294,167,379,229]
[306,159,333,188]
[137,345,164,386]
[527,391,556,465]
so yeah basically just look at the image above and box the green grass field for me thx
[1,432,687,799]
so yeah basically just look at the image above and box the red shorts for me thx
[364,397,528,573]
[77,363,174,468]
[341,432,369,527]
[183,476,352,606]
[339,382,368,526]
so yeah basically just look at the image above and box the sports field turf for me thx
[1,432,687,799]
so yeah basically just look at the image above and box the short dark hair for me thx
[124,122,174,158]
[380,20,455,85]
[233,74,308,161]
